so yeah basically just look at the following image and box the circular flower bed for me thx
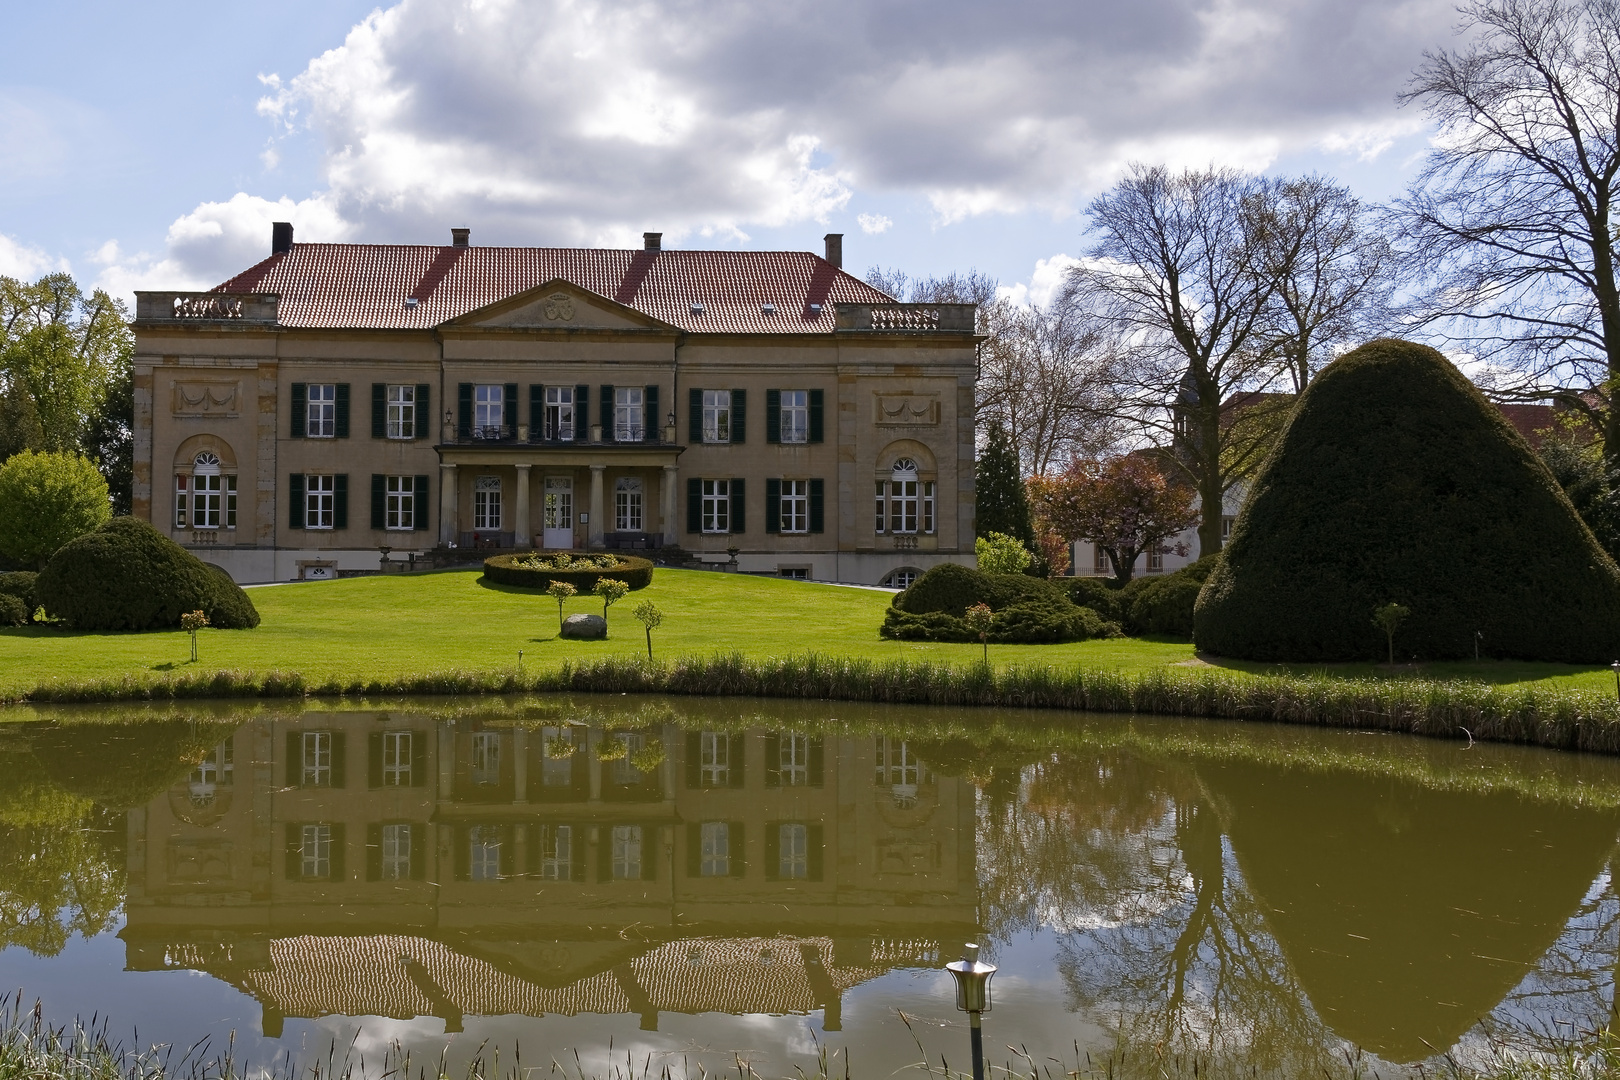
[482,551,654,591]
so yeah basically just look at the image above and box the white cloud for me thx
[857,213,892,234]
[0,234,70,280]
[1000,254,1085,309]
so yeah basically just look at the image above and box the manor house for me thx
[132,226,978,585]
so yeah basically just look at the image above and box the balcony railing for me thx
[835,303,976,333]
[134,291,280,324]
[449,426,678,447]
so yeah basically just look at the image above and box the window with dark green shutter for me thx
[291,384,307,438]
[289,474,305,529]
[599,384,613,438]
[333,474,348,529]
[765,479,780,534]
[766,389,781,444]
[730,389,746,443]
[689,387,702,443]
[371,384,387,438]
[334,384,350,438]
[415,384,431,438]
[809,388,824,443]
[503,383,518,438]
[809,478,824,533]
[371,474,386,529]
[644,384,659,441]
[414,475,430,530]
[686,477,701,533]
[529,385,544,438]
[575,385,589,432]
[729,478,745,534]
[457,383,472,438]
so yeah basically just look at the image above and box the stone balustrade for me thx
[135,291,280,324]
[834,302,977,333]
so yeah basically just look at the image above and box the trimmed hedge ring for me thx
[482,553,655,591]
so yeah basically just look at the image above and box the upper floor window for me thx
[702,390,731,443]
[544,386,575,441]
[307,384,336,438]
[875,459,935,535]
[386,385,416,439]
[779,390,808,444]
[615,386,645,442]
[536,824,574,881]
[474,385,503,438]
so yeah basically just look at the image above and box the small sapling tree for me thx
[964,602,994,664]
[594,578,630,628]
[546,581,576,631]
[1372,602,1410,665]
[633,600,664,660]
[180,609,208,662]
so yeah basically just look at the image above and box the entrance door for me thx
[543,476,574,549]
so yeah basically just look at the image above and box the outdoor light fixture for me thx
[945,942,996,1080]
[1611,660,1619,703]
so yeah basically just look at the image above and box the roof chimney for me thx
[644,232,662,252]
[451,227,470,248]
[824,233,843,268]
[272,222,293,255]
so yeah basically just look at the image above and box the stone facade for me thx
[132,231,978,585]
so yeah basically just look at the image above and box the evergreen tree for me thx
[976,421,1037,549]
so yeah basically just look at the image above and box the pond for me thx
[2,696,1619,1079]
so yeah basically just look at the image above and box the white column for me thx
[514,464,533,548]
[662,464,679,545]
[438,464,458,545]
[589,464,606,548]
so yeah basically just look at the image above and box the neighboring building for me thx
[132,226,978,585]
[123,712,978,1034]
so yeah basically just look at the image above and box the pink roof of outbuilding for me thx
[213,244,896,334]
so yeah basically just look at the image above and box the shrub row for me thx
[883,563,1119,643]
[1057,558,1218,638]
[482,552,654,591]
[11,652,1620,757]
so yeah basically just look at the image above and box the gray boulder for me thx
[560,613,608,640]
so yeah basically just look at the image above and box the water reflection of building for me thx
[122,715,977,1035]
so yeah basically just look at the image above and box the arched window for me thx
[176,450,236,530]
[875,458,934,536]
[881,567,921,589]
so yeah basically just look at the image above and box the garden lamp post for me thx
[945,942,996,1080]
[1612,660,1620,703]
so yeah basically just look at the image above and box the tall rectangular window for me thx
[777,823,808,880]
[469,825,502,881]
[175,475,188,528]
[700,731,730,787]
[474,385,503,438]
[474,476,502,531]
[386,385,416,439]
[876,738,922,793]
[190,744,234,789]
[612,733,647,786]
[780,480,808,533]
[699,821,730,877]
[616,477,644,531]
[180,474,236,529]
[305,474,335,530]
[615,386,644,441]
[779,390,808,444]
[1147,548,1164,572]
[382,731,412,786]
[385,476,415,530]
[537,825,573,881]
[611,825,643,880]
[471,731,501,787]
[875,479,935,535]
[544,386,575,441]
[1093,545,1109,575]
[702,390,731,443]
[540,727,574,788]
[301,731,332,787]
[779,734,810,787]
[300,824,331,879]
[701,479,729,534]
[380,823,412,881]
[307,384,336,438]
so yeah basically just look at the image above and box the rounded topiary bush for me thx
[1128,557,1220,637]
[1194,338,1620,662]
[36,517,260,631]
[881,562,1119,643]
[483,552,654,591]
[0,593,27,627]
[0,571,36,621]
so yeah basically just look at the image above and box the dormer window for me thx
[808,303,823,317]
[691,301,705,316]
[761,303,777,316]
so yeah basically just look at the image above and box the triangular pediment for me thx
[446,279,673,332]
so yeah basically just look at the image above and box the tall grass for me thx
[9,652,1620,756]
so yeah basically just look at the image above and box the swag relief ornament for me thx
[172,380,241,417]
[875,393,941,426]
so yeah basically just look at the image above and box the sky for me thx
[0,0,1460,309]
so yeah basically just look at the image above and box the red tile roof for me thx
[214,244,896,335]
[1496,404,1560,447]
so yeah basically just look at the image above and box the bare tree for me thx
[1398,0,1620,461]
[1251,176,1396,392]
[1067,165,1288,556]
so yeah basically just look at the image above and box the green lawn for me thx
[0,567,1612,698]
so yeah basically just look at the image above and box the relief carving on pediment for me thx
[172,380,241,417]
[875,393,940,426]
[541,293,576,322]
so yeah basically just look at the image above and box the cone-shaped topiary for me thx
[36,516,260,631]
[1193,339,1620,662]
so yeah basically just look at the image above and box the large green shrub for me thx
[1194,339,1620,662]
[0,571,37,614]
[882,563,1118,643]
[482,552,654,591]
[0,594,26,627]
[1061,576,1127,623]
[1128,557,1220,637]
[35,517,260,631]
[0,451,111,569]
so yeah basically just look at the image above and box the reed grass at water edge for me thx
[9,652,1620,755]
